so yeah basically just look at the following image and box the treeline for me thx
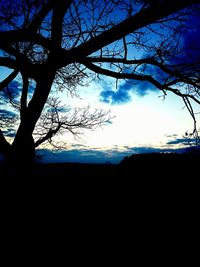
[119,151,200,165]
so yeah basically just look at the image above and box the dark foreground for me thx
[1,153,199,178]
[1,155,198,248]
[0,155,199,205]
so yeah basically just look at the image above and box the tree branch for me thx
[34,98,111,148]
[70,0,200,57]
[83,60,164,89]
[34,124,61,148]
[0,57,17,70]
[27,0,55,32]
[0,30,52,50]
[20,74,29,119]
[87,56,200,89]
[0,69,19,92]
[50,0,68,54]
[84,61,200,106]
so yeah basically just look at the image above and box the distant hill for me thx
[120,150,200,165]
[1,146,199,178]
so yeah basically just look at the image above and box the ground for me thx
[1,152,199,178]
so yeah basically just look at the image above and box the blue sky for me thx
[0,61,199,164]
[33,76,198,163]
[1,2,200,164]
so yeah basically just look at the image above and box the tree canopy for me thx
[0,0,200,162]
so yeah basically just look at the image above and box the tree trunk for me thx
[0,130,11,157]
[6,69,55,165]
[10,123,35,164]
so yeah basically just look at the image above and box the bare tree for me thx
[0,0,200,163]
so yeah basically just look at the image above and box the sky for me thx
[45,4,200,163]
[1,66,198,164]
[1,1,200,164]
[35,77,199,164]
[1,66,197,164]
[43,6,200,163]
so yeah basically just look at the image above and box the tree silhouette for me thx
[0,0,200,163]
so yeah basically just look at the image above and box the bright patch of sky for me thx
[37,80,199,164]
[56,76,197,152]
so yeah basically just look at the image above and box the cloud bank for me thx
[36,136,198,164]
